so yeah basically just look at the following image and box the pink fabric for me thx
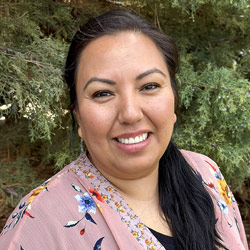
[181,150,248,250]
[0,150,248,250]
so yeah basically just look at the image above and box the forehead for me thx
[77,31,169,81]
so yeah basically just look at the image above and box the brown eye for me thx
[140,83,160,91]
[92,90,113,98]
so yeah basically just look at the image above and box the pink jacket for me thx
[0,150,248,249]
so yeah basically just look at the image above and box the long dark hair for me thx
[64,9,225,250]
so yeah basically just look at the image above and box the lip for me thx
[114,130,150,139]
[113,132,152,153]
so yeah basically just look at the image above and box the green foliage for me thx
[175,61,250,187]
[0,0,249,219]
[0,38,68,140]
[0,157,41,210]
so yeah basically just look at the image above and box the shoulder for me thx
[180,150,249,249]
[180,149,225,194]
[180,149,220,173]
[0,154,90,249]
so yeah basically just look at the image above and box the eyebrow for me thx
[83,77,116,90]
[136,68,166,80]
[83,68,166,90]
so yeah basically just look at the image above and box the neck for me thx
[94,160,171,235]
[107,166,159,204]
[86,151,159,205]
[108,166,171,235]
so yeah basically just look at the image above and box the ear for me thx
[74,109,83,139]
[174,113,177,123]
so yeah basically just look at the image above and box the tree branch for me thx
[0,47,49,66]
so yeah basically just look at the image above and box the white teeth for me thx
[117,133,148,144]
[134,136,139,143]
[129,137,135,144]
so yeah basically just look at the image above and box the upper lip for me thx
[114,130,150,139]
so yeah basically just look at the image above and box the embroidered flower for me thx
[115,202,120,207]
[102,195,108,200]
[75,193,96,214]
[206,161,222,180]
[88,188,104,202]
[137,223,144,228]
[28,179,52,205]
[132,231,138,237]
[119,207,125,213]
[107,186,114,192]
[97,204,102,213]
[217,199,228,214]
[145,239,151,245]
[217,179,232,206]
[87,172,95,179]
[207,180,215,189]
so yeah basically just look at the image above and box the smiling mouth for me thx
[115,133,149,144]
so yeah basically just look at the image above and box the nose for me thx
[117,93,143,125]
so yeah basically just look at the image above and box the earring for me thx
[80,138,84,153]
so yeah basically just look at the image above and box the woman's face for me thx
[75,32,176,180]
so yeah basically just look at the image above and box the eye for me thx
[140,83,161,92]
[92,90,114,98]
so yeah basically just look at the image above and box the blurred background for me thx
[0,0,249,245]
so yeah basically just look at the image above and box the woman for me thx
[0,9,248,250]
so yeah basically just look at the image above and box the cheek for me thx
[148,95,176,126]
[78,104,115,140]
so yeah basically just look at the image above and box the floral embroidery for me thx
[1,201,34,235]
[75,193,97,214]
[97,204,103,213]
[235,215,240,233]
[194,160,241,238]
[88,172,95,179]
[71,153,165,250]
[197,160,242,236]
[205,161,233,205]
[217,199,229,214]
[89,188,104,202]
[137,223,144,229]
[93,237,105,250]
[0,178,53,236]
[132,231,138,237]
[217,179,232,206]
[64,184,105,249]
[27,178,52,207]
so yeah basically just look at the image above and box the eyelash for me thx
[92,83,160,99]
[140,83,161,91]
[92,90,113,98]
